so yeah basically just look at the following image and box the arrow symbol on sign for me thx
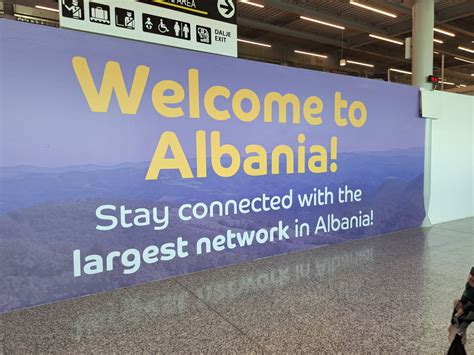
[220,0,234,15]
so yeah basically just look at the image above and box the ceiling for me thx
[2,0,474,91]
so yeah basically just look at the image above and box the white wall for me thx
[422,89,474,225]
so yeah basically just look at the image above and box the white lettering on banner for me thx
[74,186,377,278]
[314,211,374,234]
[73,237,190,277]
[72,222,289,277]
[196,221,290,254]
[96,205,169,231]
[95,191,293,232]
[297,186,334,206]
[178,190,293,221]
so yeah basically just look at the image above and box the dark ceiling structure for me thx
[2,0,474,91]
[236,0,474,90]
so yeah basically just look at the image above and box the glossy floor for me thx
[0,218,473,353]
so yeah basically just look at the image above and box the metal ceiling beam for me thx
[375,0,474,23]
[348,46,407,65]
[367,0,411,15]
[238,17,344,47]
[446,85,474,94]
[384,1,474,29]
[439,68,473,83]
[252,15,301,40]
[347,1,474,48]
[346,19,411,48]
[260,0,388,34]
[355,49,468,82]
[238,44,367,77]
[442,62,474,70]
[434,45,473,65]
[238,16,473,83]
[443,24,474,38]
[436,2,474,23]
[355,47,473,82]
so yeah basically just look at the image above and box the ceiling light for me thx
[389,68,412,75]
[237,39,271,47]
[369,34,403,45]
[300,16,345,30]
[349,1,397,18]
[441,81,455,86]
[434,28,455,37]
[294,50,328,59]
[454,57,474,64]
[433,39,443,44]
[434,51,439,54]
[340,59,347,66]
[458,46,474,54]
[471,74,474,76]
[35,5,59,12]
[240,0,264,8]
[347,60,374,68]
[459,84,467,88]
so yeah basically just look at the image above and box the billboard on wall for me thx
[0,20,425,313]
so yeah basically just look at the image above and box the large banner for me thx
[0,20,425,313]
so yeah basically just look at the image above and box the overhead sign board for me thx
[137,0,236,23]
[59,0,237,57]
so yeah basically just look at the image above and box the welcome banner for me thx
[0,20,425,313]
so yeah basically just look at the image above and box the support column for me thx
[411,0,434,89]
[412,0,435,227]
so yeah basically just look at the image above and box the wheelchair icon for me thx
[158,19,169,33]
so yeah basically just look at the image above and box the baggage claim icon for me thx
[89,2,110,25]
